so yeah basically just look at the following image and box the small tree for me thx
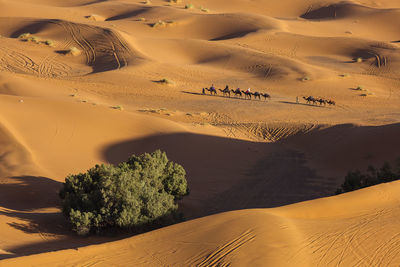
[59,150,189,235]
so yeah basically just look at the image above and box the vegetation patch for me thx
[68,46,81,56]
[152,20,175,28]
[111,105,123,110]
[336,160,400,194]
[155,78,174,85]
[185,4,194,9]
[18,33,31,39]
[59,150,189,235]
[43,40,55,47]
[18,33,55,47]
[360,92,374,97]
[85,14,102,21]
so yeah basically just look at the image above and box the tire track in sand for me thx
[57,21,133,72]
[196,230,255,267]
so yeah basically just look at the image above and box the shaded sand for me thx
[0,0,400,265]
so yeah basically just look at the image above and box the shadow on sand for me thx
[0,176,128,260]
[279,100,325,108]
[3,123,400,259]
[101,123,400,219]
[101,133,335,219]
[181,91,269,102]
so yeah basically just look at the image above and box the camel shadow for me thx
[181,91,256,101]
[279,101,325,108]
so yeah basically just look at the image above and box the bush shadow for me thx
[101,132,338,219]
[0,176,61,211]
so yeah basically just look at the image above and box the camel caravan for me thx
[201,85,335,107]
[303,96,336,106]
[202,85,271,100]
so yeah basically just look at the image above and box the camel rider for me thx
[210,84,215,91]
[246,88,251,93]
[224,85,229,91]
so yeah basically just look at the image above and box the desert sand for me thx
[0,0,400,265]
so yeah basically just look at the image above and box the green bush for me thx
[59,150,189,235]
[185,3,194,9]
[336,160,400,194]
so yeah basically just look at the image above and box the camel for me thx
[327,99,336,106]
[316,98,326,106]
[261,93,271,100]
[219,88,230,97]
[231,89,242,97]
[204,87,217,95]
[303,96,317,105]
[241,90,252,99]
[252,92,261,100]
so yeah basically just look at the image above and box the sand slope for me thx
[2,181,400,266]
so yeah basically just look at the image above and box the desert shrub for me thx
[111,105,123,110]
[18,33,31,39]
[156,78,173,85]
[59,150,189,235]
[336,160,400,194]
[26,36,40,43]
[185,4,194,9]
[152,20,167,28]
[152,20,174,28]
[43,40,55,47]
[68,46,81,56]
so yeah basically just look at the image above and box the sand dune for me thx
[2,181,400,266]
[0,17,143,75]
[0,0,400,265]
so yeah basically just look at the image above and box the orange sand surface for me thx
[0,0,400,265]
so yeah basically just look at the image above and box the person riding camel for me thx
[224,85,229,91]
[246,88,251,93]
[210,84,215,91]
